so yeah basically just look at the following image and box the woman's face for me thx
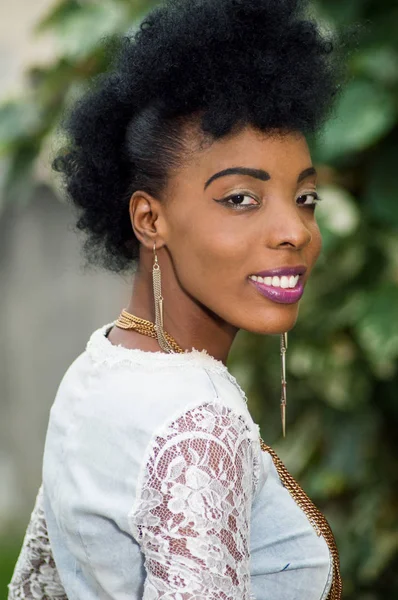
[159,125,322,335]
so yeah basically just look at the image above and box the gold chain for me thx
[260,442,342,599]
[116,309,183,353]
[114,309,342,599]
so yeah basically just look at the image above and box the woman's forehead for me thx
[171,124,311,187]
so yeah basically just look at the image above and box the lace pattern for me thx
[128,401,257,599]
[7,484,67,600]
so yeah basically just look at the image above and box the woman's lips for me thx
[253,265,307,278]
[249,277,305,304]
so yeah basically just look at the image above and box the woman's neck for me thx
[122,265,238,365]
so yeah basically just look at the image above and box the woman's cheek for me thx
[310,222,323,263]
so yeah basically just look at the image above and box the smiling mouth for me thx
[248,264,307,290]
[248,273,305,304]
[249,274,300,289]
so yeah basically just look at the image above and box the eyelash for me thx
[214,192,323,210]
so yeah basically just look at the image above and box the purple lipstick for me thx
[249,265,307,304]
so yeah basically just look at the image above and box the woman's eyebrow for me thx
[204,167,269,190]
[204,166,317,190]
[297,166,317,183]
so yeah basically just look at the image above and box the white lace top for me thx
[8,322,333,600]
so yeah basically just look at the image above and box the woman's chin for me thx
[240,306,300,335]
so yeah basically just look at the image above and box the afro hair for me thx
[54,0,344,273]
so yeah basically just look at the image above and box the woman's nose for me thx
[266,202,313,250]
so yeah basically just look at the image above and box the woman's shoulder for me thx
[85,321,233,379]
[88,322,247,396]
[50,321,256,440]
[43,322,262,506]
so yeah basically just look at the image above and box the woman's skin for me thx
[107,124,322,364]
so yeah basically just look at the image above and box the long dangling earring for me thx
[280,332,288,438]
[152,243,176,354]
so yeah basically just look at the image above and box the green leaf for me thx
[354,282,398,378]
[0,157,10,213]
[35,0,82,33]
[364,138,398,228]
[358,530,398,582]
[312,0,365,25]
[314,79,396,162]
[315,184,360,251]
[0,102,42,153]
[351,46,398,86]
[41,2,133,60]
[273,411,322,476]
[1,144,38,207]
[358,7,398,51]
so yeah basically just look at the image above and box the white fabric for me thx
[129,402,257,598]
[8,322,333,600]
[7,484,67,600]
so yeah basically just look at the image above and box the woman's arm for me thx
[128,401,258,599]
[7,484,67,600]
[8,402,258,600]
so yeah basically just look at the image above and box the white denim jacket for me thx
[8,322,333,600]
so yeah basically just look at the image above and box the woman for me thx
[8,0,345,598]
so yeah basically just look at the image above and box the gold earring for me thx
[152,243,176,353]
[280,332,288,438]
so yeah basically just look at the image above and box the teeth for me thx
[280,276,289,289]
[250,274,300,288]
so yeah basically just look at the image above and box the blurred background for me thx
[0,0,397,598]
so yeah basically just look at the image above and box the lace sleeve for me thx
[7,484,67,600]
[128,401,258,599]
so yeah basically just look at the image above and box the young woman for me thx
[8,0,345,598]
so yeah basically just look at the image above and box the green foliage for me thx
[314,78,397,162]
[230,4,398,596]
[0,537,24,599]
[0,0,160,204]
[1,0,397,598]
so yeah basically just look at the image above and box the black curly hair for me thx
[54,0,344,273]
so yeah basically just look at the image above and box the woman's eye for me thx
[296,192,322,208]
[215,194,259,209]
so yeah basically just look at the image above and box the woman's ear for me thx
[129,191,167,250]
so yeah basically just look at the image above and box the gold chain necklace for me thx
[114,309,342,599]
